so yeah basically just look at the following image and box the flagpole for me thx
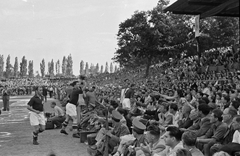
[196,37,201,66]
[195,15,201,66]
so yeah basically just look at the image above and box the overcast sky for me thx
[0,0,175,75]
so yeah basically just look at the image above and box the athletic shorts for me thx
[66,103,77,117]
[122,98,131,110]
[29,112,46,126]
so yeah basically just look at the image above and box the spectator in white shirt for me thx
[202,83,211,97]
[215,115,240,156]
[161,126,183,156]
[49,102,65,129]
[232,115,240,144]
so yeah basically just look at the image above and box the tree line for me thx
[0,54,118,79]
[79,61,118,76]
[112,0,239,77]
[0,55,32,79]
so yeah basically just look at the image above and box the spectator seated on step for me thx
[48,102,66,129]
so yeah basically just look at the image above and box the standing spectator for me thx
[85,86,97,111]
[120,79,130,105]
[2,85,10,111]
[42,86,48,102]
[122,83,135,110]
[57,87,61,100]
[49,85,54,98]
[76,83,86,124]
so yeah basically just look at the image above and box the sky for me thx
[0,0,176,75]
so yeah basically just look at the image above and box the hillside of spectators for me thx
[1,45,239,156]
[80,45,240,156]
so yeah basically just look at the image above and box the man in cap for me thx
[2,85,10,111]
[88,110,130,156]
[27,86,45,145]
[122,117,147,156]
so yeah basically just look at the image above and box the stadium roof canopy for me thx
[164,0,239,18]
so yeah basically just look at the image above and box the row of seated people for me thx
[75,83,240,156]
[45,75,240,156]
[81,71,240,155]
[80,102,240,156]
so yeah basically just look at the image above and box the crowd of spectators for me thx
[0,78,49,96]
[0,46,240,156]
[75,46,240,156]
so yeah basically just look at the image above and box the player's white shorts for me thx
[122,98,131,110]
[29,112,46,126]
[66,103,77,117]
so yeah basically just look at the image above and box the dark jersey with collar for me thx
[2,89,10,96]
[69,87,83,106]
[125,88,134,98]
[28,95,44,112]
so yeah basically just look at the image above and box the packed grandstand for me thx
[1,45,240,155]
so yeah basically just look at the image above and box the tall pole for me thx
[196,36,201,66]
[195,15,201,67]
